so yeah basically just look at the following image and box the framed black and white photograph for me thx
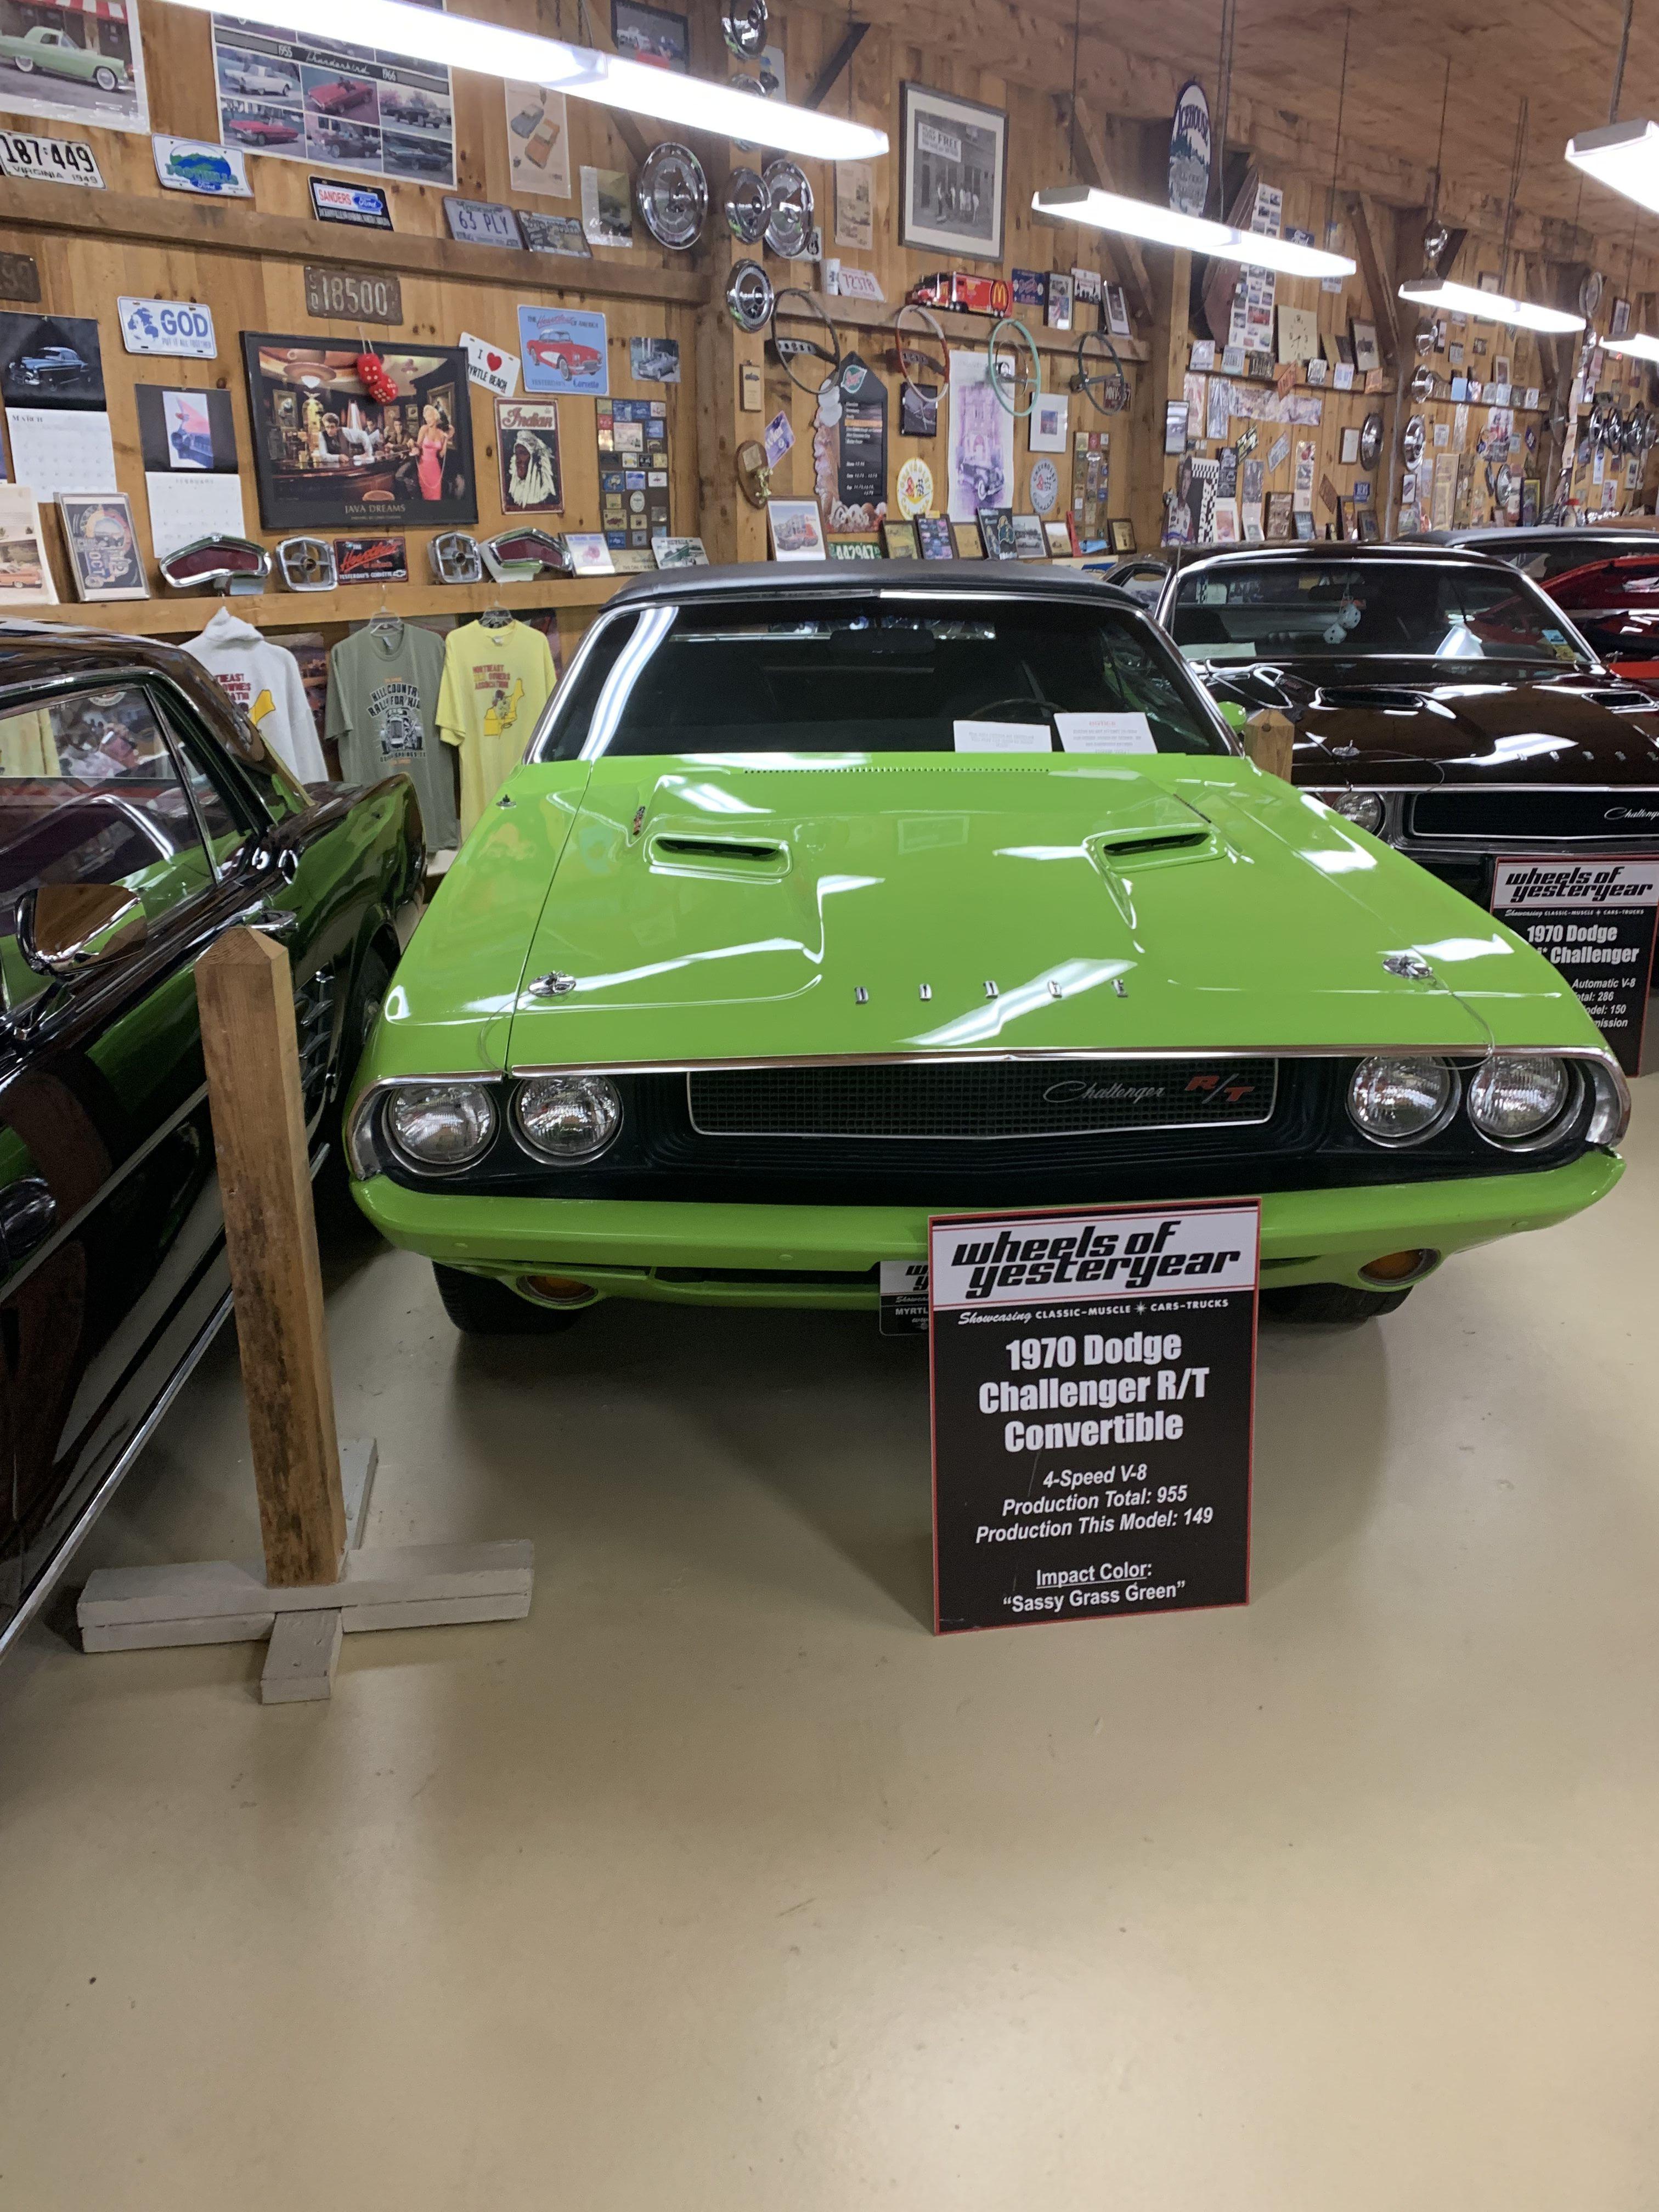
[610,0,689,71]
[898,82,1007,264]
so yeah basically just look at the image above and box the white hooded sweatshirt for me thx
[183,608,327,784]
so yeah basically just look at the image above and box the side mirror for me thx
[18,883,148,977]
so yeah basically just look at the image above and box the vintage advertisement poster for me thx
[210,10,454,187]
[946,346,1013,521]
[0,0,149,133]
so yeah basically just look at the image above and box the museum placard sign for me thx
[1491,854,1659,1076]
[929,1203,1258,1634]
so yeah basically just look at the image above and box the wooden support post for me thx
[195,929,345,1588]
[1130,247,1189,555]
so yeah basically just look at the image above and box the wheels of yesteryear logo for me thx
[988,316,1041,419]
[890,301,947,400]
[725,258,775,332]
[635,142,708,250]
[1070,328,1129,415]
[769,285,842,394]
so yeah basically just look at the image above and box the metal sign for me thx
[929,1201,1259,1635]
[303,266,403,325]
[1167,78,1211,217]
[0,131,103,188]
[309,178,393,230]
[118,297,217,359]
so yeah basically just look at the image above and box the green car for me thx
[346,566,1629,1333]
[0,24,129,89]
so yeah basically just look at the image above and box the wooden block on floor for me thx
[261,1609,343,1703]
[341,1437,378,1550]
[81,1610,277,1655]
[341,1591,534,1633]
[80,1541,533,1635]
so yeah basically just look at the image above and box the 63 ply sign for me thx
[929,1204,1258,1635]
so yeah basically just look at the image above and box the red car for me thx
[526,337,601,377]
[227,114,300,145]
[307,76,373,115]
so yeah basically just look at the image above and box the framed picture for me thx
[240,334,476,530]
[917,515,953,558]
[1029,391,1068,453]
[1350,319,1380,375]
[1493,353,1513,385]
[58,492,147,600]
[950,518,985,558]
[1104,284,1131,338]
[1046,272,1073,332]
[1265,491,1293,540]
[826,535,882,560]
[496,399,562,514]
[1164,399,1188,454]
[978,506,1018,559]
[610,0,688,70]
[882,518,919,558]
[1109,517,1136,552]
[768,497,825,561]
[1043,518,1073,556]
[1011,512,1048,559]
[898,82,1008,264]
[1340,425,1361,466]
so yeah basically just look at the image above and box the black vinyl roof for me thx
[612,558,1140,608]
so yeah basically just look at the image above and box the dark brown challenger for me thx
[0,623,425,1662]
[1156,544,1659,917]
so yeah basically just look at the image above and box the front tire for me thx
[1261,1282,1414,1324]
[94,65,118,89]
[435,1264,584,1335]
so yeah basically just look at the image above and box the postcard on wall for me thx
[653,535,708,567]
[462,331,520,398]
[143,469,246,562]
[241,333,476,529]
[518,211,591,257]
[0,311,105,410]
[518,307,610,397]
[1046,272,1073,331]
[582,166,634,249]
[135,385,239,473]
[0,0,149,134]
[504,83,569,197]
[496,399,562,514]
[210,13,455,188]
[0,484,57,606]
[947,347,1014,521]
[834,161,873,251]
[898,81,1007,264]
[58,492,146,600]
[1028,392,1068,454]
[630,336,681,383]
[4,407,116,496]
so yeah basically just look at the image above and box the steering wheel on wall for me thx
[1071,329,1129,415]
[987,317,1042,419]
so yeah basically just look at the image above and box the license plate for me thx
[879,1260,929,1335]
[0,132,104,188]
[303,265,403,325]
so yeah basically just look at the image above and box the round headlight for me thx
[514,1075,623,1163]
[1331,789,1385,834]
[385,1082,497,1170]
[1347,1056,1457,1145]
[1466,1055,1573,1145]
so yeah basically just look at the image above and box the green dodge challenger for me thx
[346,565,1629,1332]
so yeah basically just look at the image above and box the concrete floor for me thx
[1,1102,1656,2210]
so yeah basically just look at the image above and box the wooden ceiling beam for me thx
[1348,194,1402,367]
[1048,93,1154,326]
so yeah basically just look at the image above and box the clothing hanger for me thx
[479,578,514,630]
[368,577,403,644]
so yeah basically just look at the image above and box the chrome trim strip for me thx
[684,1060,1281,1141]
[506,1043,1621,1077]
[0,1287,235,1667]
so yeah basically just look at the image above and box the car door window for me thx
[0,682,218,1014]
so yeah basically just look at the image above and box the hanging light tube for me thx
[155,0,888,161]
[1565,118,1659,217]
[1605,330,1659,362]
[1397,276,1584,335]
[1031,184,1356,278]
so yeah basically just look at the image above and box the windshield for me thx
[1167,559,1590,668]
[543,595,1229,759]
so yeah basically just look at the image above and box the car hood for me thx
[465,754,1595,1071]
[1195,657,1659,782]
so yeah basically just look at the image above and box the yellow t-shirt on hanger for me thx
[436,618,558,835]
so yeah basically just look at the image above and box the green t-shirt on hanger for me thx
[326,622,461,850]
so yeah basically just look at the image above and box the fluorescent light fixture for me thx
[156,0,888,160]
[1032,184,1356,278]
[1605,330,1659,362]
[1398,277,1584,335]
[1565,117,1659,216]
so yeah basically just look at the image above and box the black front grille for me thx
[1408,788,1659,844]
[686,1058,1278,1139]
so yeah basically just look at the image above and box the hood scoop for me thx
[1312,684,1444,714]
[646,830,790,880]
[1085,790,1217,872]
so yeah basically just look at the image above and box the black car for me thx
[0,624,424,1660]
[1157,543,1659,915]
[1430,526,1659,685]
